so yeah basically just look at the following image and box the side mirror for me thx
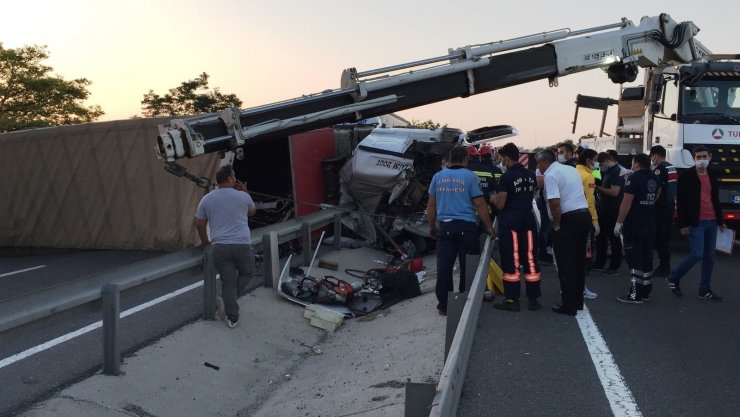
[680,148,694,167]
[649,102,661,114]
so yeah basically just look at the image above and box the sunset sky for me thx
[3,0,737,148]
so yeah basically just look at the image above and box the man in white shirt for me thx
[535,149,592,316]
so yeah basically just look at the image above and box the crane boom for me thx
[156,13,706,162]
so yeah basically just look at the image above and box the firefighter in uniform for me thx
[491,143,541,311]
[649,145,677,277]
[469,144,503,221]
[614,154,661,304]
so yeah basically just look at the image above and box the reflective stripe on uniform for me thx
[524,273,541,282]
[526,230,537,275]
[503,273,521,282]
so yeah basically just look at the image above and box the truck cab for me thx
[650,58,740,222]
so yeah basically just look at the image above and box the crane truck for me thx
[154,13,710,242]
[575,56,740,224]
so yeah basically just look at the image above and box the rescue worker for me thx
[649,145,677,277]
[576,148,600,300]
[427,145,495,316]
[614,154,661,304]
[491,143,541,311]
[593,152,624,275]
[469,144,503,220]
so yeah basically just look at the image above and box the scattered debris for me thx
[123,403,158,417]
[371,396,388,402]
[358,309,391,322]
[370,380,405,389]
[318,259,339,271]
[203,362,220,371]
[305,304,344,332]
[312,345,323,354]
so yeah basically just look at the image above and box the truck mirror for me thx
[650,102,661,114]
[680,149,694,167]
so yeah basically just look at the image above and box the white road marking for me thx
[0,265,47,278]
[577,305,642,417]
[0,280,203,370]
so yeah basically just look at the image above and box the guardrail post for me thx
[301,222,312,265]
[444,254,480,360]
[263,231,280,289]
[203,245,217,320]
[404,382,436,417]
[445,292,465,361]
[333,213,342,251]
[102,284,121,376]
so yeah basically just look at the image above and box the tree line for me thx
[0,43,241,133]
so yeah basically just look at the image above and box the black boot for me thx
[617,279,643,304]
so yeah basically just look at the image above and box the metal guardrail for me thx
[429,237,493,416]
[0,247,204,333]
[0,208,344,374]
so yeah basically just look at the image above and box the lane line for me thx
[576,305,642,417]
[0,280,203,370]
[0,265,47,278]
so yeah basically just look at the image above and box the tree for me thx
[0,43,104,132]
[409,118,446,129]
[138,72,242,117]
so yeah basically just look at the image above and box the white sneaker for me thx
[584,288,599,300]
[226,318,239,328]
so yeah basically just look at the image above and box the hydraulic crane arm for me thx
[156,13,706,162]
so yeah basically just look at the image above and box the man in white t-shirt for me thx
[196,165,257,328]
[535,149,591,316]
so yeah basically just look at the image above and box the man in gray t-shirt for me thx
[196,165,256,328]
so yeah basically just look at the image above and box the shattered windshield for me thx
[680,80,740,125]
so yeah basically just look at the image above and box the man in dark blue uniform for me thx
[491,143,541,311]
[427,146,495,315]
[468,144,504,226]
[614,154,661,304]
[649,145,678,277]
[593,152,625,275]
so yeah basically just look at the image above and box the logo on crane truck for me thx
[712,128,740,139]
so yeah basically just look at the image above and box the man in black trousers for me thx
[536,149,592,316]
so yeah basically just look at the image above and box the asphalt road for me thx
[460,240,740,417]
[0,250,161,301]
[0,250,263,417]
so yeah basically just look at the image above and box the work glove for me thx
[593,224,600,237]
[613,222,623,237]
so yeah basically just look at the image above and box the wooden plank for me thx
[310,316,340,331]
[306,304,345,323]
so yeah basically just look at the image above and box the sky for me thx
[2,0,738,149]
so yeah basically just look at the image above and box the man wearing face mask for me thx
[649,145,678,277]
[613,154,661,303]
[668,146,726,301]
[491,143,541,311]
[536,149,591,316]
[593,152,624,275]
[576,149,600,300]
[557,143,577,167]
